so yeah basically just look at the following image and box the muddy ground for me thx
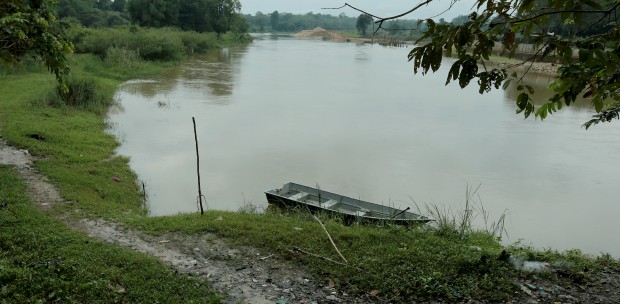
[1,137,618,303]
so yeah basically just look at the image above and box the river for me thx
[108,35,620,256]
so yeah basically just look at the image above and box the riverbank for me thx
[1,41,618,303]
[294,28,559,76]
[294,27,408,46]
[0,163,220,303]
[2,139,619,303]
[484,55,560,75]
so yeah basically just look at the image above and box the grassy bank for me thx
[129,210,515,301]
[1,28,618,303]
[125,204,619,302]
[0,26,250,218]
[0,165,220,303]
[0,27,249,303]
[0,54,157,219]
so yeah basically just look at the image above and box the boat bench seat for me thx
[289,192,309,201]
[340,210,367,216]
[322,199,338,209]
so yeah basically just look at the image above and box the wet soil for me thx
[1,137,618,303]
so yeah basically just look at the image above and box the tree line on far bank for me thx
[243,11,428,40]
[55,0,248,34]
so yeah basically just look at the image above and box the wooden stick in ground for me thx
[141,181,147,212]
[312,215,347,264]
[192,117,204,215]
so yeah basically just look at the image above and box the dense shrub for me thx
[56,77,99,107]
[36,74,111,113]
[71,26,221,61]
[28,24,250,114]
[176,30,219,55]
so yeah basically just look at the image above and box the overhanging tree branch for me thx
[490,1,620,27]
[321,3,382,19]
[324,0,434,24]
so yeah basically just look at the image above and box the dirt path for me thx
[0,138,370,304]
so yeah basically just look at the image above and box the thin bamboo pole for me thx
[192,117,204,215]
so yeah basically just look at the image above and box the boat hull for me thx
[265,182,431,225]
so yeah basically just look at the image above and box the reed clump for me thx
[411,184,508,240]
[30,73,110,114]
[104,46,142,68]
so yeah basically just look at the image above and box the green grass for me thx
[0,59,146,218]
[0,165,220,303]
[0,29,250,220]
[126,205,619,302]
[128,209,515,302]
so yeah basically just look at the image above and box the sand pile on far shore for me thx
[294,27,349,41]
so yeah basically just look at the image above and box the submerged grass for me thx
[0,165,220,303]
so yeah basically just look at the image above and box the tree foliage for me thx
[56,0,130,27]
[356,13,373,35]
[126,0,245,34]
[246,11,356,32]
[243,11,426,38]
[270,10,279,30]
[1,0,73,84]
[342,0,620,128]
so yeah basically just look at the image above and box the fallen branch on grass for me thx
[291,247,348,267]
[312,215,348,264]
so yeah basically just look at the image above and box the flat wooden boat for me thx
[265,182,432,225]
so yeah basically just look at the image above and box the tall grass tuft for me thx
[32,74,111,114]
[412,184,508,240]
[59,76,110,111]
[104,46,142,68]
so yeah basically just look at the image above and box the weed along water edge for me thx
[108,36,620,257]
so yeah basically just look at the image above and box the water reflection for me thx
[119,47,247,102]
[355,47,370,62]
[504,71,592,110]
[109,37,620,257]
[191,47,245,98]
[122,79,176,99]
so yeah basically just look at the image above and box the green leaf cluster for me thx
[1,0,73,85]
[409,0,620,128]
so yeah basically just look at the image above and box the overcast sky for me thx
[240,0,478,20]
